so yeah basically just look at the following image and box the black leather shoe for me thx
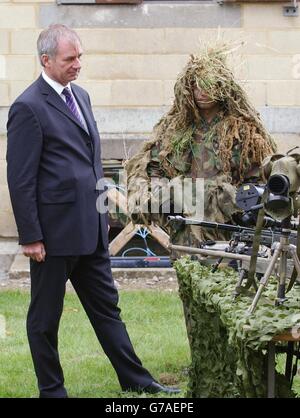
[142,381,180,395]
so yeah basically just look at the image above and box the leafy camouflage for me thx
[125,113,265,244]
[125,46,276,245]
[175,257,299,398]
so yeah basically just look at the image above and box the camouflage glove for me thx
[128,175,188,224]
[204,175,240,223]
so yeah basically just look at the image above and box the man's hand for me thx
[22,241,46,262]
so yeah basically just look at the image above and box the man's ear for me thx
[41,54,50,68]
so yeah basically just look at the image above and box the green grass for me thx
[0,290,190,398]
[1,290,299,398]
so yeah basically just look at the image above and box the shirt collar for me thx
[42,71,71,96]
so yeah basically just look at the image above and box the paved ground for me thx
[0,240,178,292]
[0,269,178,292]
[0,275,178,292]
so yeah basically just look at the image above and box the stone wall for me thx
[0,1,300,237]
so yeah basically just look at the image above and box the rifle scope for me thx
[265,174,290,210]
[267,174,289,196]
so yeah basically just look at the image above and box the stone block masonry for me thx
[0,1,300,238]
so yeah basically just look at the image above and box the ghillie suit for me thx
[125,45,277,246]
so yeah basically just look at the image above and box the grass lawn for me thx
[0,290,190,398]
[0,289,299,398]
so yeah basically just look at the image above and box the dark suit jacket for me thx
[6,75,108,255]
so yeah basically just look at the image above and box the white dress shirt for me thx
[42,71,89,133]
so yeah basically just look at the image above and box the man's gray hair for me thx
[37,24,82,66]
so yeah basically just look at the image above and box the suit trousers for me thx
[27,240,153,398]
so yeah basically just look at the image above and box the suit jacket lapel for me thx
[38,76,95,163]
[72,85,97,141]
[39,76,88,133]
[47,92,86,133]
[72,85,103,163]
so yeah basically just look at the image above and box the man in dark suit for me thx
[6,24,180,398]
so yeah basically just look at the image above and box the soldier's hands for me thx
[22,241,46,262]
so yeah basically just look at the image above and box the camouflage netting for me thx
[174,257,300,398]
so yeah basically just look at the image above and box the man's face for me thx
[42,38,83,86]
[193,86,217,110]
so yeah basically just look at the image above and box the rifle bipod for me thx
[248,224,300,314]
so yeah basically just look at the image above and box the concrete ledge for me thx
[95,106,300,135]
[93,107,167,134]
[7,252,28,281]
[101,134,146,159]
[0,239,19,280]
[100,132,300,159]
[2,106,300,138]
[260,107,300,134]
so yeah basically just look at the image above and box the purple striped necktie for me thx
[62,87,85,128]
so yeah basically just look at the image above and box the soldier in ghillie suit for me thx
[125,46,277,246]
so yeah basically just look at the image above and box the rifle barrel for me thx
[168,216,253,233]
[167,215,297,239]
